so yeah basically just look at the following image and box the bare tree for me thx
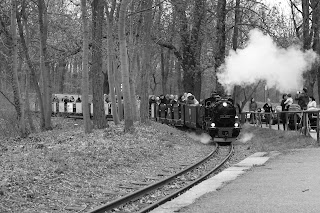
[156,0,205,99]
[140,0,153,123]
[10,0,26,137]
[17,2,46,130]
[81,0,93,133]
[91,0,107,129]
[232,0,241,105]
[38,0,52,130]
[119,0,134,131]
[105,0,120,125]
[215,0,227,95]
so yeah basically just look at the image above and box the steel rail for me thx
[137,144,234,213]
[86,143,219,213]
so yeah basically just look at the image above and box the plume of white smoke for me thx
[187,132,212,144]
[238,133,254,143]
[217,29,319,93]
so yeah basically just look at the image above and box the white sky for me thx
[262,0,292,16]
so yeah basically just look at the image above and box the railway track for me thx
[86,144,234,213]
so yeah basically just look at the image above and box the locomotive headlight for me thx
[211,123,216,127]
[222,102,227,107]
[234,123,239,127]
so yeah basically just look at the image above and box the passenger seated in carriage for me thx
[63,96,69,104]
[186,93,199,105]
[53,95,59,102]
[159,95,167,104]
[295,87,309,110]
[70,96,75,102]
[169,94,178,104]
[178,94,185,103]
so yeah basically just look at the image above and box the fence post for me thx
[277,112,280,130]
[294,113,297,131]
[269,112,271,129]
[285,113,288,131]
[317,111,319,145]
[303,111,307,136]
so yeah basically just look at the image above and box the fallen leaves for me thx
[0,117,211,212]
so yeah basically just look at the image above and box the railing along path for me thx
[242,109,320,143]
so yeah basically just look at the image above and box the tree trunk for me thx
[38,0,52,130]
[215,0,227,95]
[119,0,134,131]
[130,53,139,121]
[25,65,35,132]
[302,0,311,50]
[140,0,153,122]
[311,0,320,102]
[11,0,27,137]
[232,0,241,104]
[57,59,67,93]
[106,16,120,125]
[113,56,124,120]
[168,0,204,99]
[92,0,107,129]
[17,2,45,129]
[302,0,314,94]
[175,59,183,94]
[81,0,93,133]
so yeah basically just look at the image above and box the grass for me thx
[235,123,318,152]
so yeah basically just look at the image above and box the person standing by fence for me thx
[295,87,309,110]
[263,98,273,126]
[307,96,317,109]
[249,98,258,124]
[281,94,288,130]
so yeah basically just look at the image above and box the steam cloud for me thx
[217,29,319,93]
[187,132,212,144]
[239,133,254,143]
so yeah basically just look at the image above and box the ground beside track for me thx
[168,148,320,213]
[150,124,319,213]
[0,120,316,212]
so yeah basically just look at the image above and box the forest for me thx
[1,0,320,136]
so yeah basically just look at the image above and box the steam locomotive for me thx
[151,96,241,143]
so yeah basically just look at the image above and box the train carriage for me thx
[166,104,173,124]
[184,104,200,129]
[172,103,183,126]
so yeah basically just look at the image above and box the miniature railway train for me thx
[47,96,241,143]
[150,97,241,143]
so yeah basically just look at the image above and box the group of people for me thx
[249,87,318,130]
[281,88,317,130]
[52,95,82,103]
[149,93,200,106]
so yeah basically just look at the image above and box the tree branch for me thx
[0,91,15,107]
[153,37,183,61]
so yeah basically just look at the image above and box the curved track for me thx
[87,144,234,213]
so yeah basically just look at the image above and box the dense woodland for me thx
[0,0,320,136]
